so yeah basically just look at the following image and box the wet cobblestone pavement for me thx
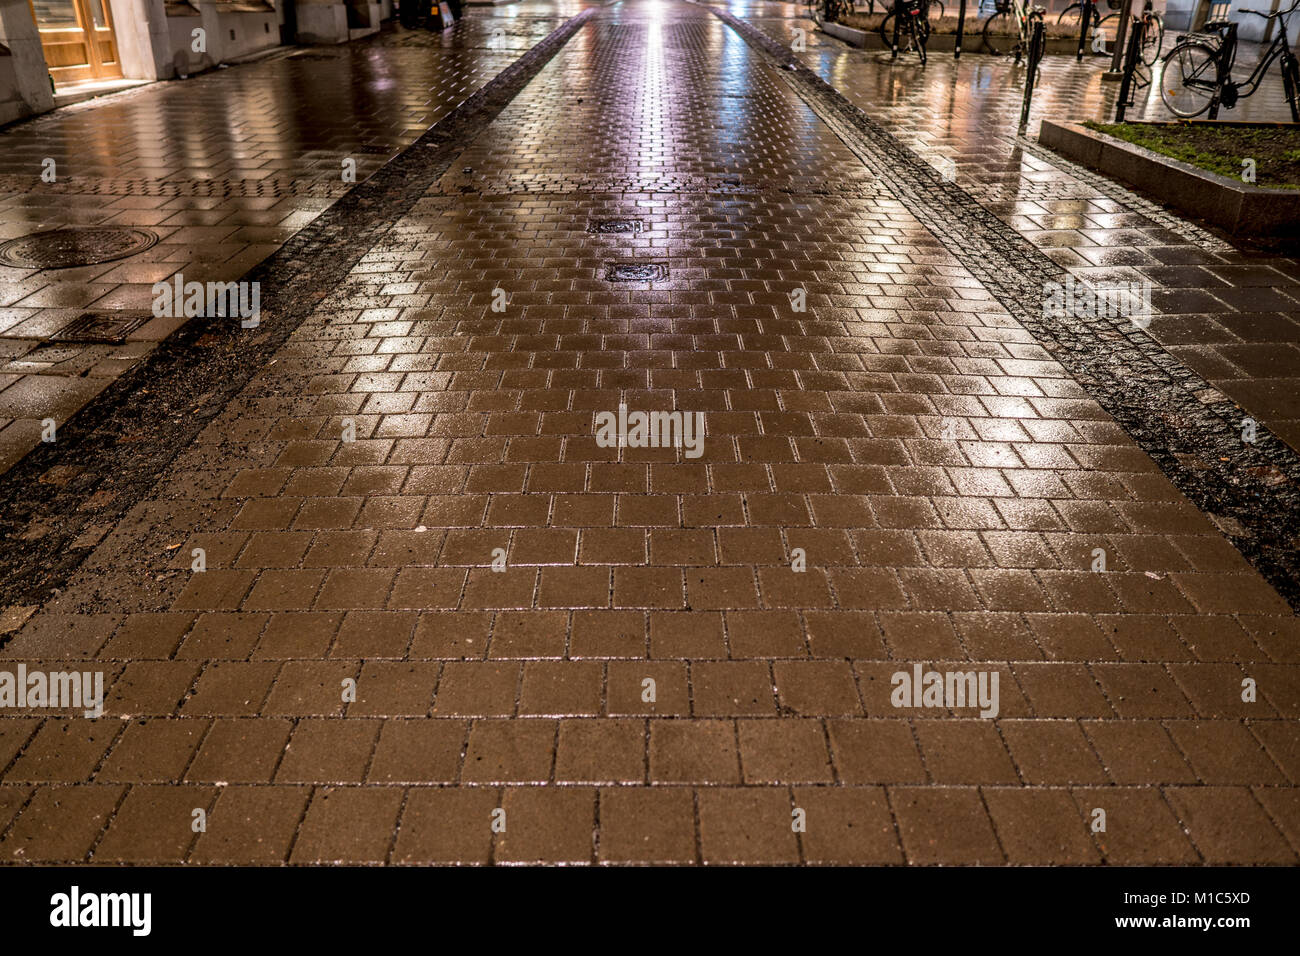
[730,1,1300,454]
[0,0,1297,865]
[0,7,587,471]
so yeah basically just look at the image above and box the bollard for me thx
[891,0,903,58]
[1075,0,1092,61]
[955,0,968,58]
[1113,15,1143,121]
[1103,0,1135,79]
[1206,22,1239,119]
[1019,18,1046,131]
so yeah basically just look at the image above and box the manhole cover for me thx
[51,311,152,344]
[605,262,667,282]
[0,227,159,270]
[590,219,643,235]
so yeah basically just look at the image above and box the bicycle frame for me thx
[1233,25,1293,98]
[888,0,931,60]
[995,0,1036,45]
[1181,17,1297,116]
[1014,0,1043,46]
[982,0,1043,60]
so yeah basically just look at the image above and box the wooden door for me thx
[28,0,122,86]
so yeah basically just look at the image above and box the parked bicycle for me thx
[981,0,1046,60]
[1057,0,1116,35]
[1111,0,1164,65]
[1160,0,1300,120]
[1068,0,1161,64]
[812,0,944,26]
[880,0,935,62]
[1056,0,1161,63]
[811,0,852,23]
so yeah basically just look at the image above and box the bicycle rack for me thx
[955,0,968,58]
[1076,0,1093,61]
[1113,15,1149,120]
[1019,18,1047,130]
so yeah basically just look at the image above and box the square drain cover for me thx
[590,219,643,235]
[605,261,667,282]
[52,311,152,345]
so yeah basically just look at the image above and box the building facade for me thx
[1,0,394,126]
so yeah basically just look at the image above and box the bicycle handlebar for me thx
[1242,0,1300,19]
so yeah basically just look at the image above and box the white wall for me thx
[216,7,280,58]
[111,0,284,79]
[297,0,351,42]
[0,0,56,124]
[1165,0,1300,42]
[109,0,172,79]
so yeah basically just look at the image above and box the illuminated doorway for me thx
[28,0,123,87]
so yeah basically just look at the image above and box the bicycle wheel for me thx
[927,0,944,19]
[981,11,1013,55]
[1056,2,1080,25]
[1140,12,1163,65]
[1160,41,1219,118]
[1096,12,1124,51]
[882,11,923,52]
[880,11,898,46]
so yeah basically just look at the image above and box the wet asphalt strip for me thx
[0,7,600,615]
[700,2,1300,612]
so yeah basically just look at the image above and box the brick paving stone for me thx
[1253,788,1300,856]
[497,787,596,863]
[393,787,500,864]
[738,719,835,784]
[0,785,124,863]
[93,784,217,863]
[1081,720,1198,785]
[698,787,801,864]
[190,785,311,864]
[597,787,697,864]
[1163,786,1297,863]
[98,719,205,783]
[276,720,381,784]
[291,786,404,864]
[555,717,645,783]
[1069,788,1200,864]
[6,719,121,783]
[890,787,1005,864]
[999,720,1108,785]
[983,788,1100,864]
[794,787,904,864]
[186,718,294,784]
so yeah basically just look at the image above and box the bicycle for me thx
[1057,1,1160,63]
[981,0,1046,60]
[1098,0,1163,64]
[1160,0,1300,120]
[819,0,856,23]
[911,0,945,18]
[880,0,934,62]
[1056,0,1114,32]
